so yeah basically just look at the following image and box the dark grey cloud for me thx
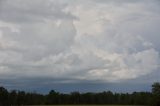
[1,77,151,93]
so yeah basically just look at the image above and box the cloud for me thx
[0,0,160,84]
[0,0,77,23]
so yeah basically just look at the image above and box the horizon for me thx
[0,0,160,93]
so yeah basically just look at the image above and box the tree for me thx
[46,90,60,104]
[9,90,17,105]
[17,91,26,105]
[0,86,153,105]
[0,87,9,105]
[70,92,81,104]
[151,82,160,106]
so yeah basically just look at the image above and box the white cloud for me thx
[0,0,160,83]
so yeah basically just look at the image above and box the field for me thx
[30,105,146,106]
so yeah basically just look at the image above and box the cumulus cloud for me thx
[0,0,160,83]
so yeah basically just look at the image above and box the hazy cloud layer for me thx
[0,0,160,84]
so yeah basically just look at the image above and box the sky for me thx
[0,0,160,93]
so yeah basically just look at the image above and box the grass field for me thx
[30,105,146,106]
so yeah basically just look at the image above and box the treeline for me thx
[0,86,152,106]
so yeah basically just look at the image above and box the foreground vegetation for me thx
[0,82,160,106]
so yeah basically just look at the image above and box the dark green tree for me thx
[70,92,80,104]
[46,90,60,104]
[0,87,9,105]
[151,82,160,106]
[17,91,26,105]
[0,86,153,105]
[8,90,17,105]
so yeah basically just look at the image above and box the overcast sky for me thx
[0,0,160,93]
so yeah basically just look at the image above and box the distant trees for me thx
[151,82,160,106]
[9,90,17,105]
[0,87,9,105]
[0,83,159,105]
[46,90,60,104]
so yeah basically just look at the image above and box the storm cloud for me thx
[0,0,160,89]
